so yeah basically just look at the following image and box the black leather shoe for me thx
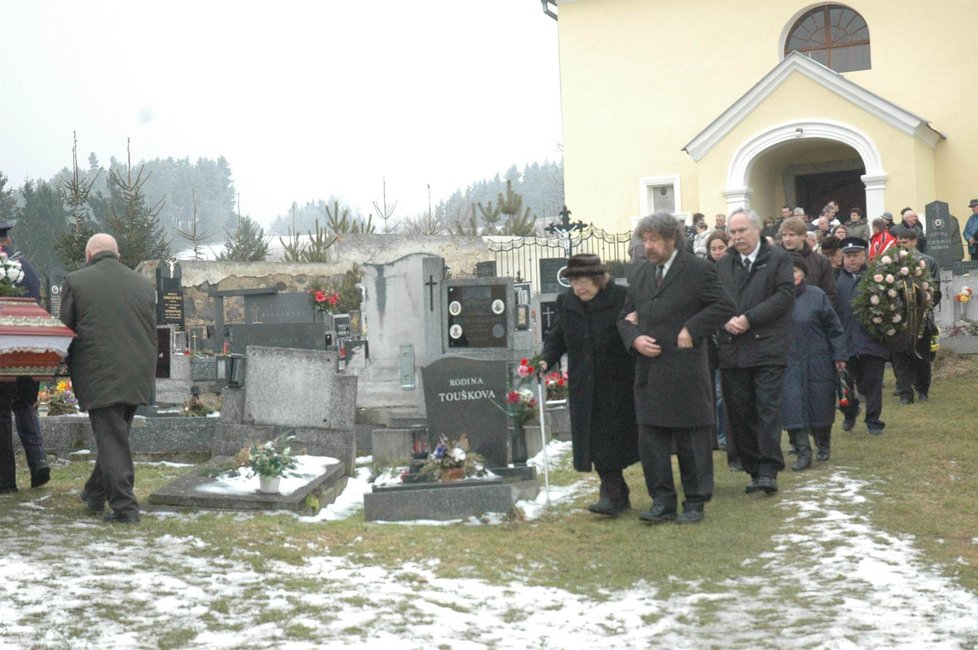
[103,511,140,524]
[755,476,778,493]
[899,396,913,405]
[30,466,51,488]
[0,486,19,495]
[918,392,929,402]
[868,427,885,436]
[638,504,677,523]
[745,476,760,493]
[80,490,105,514]
[676,504,704,524]
[816,446,830,462]
[842,418,855,432]
[587,496,630,516]
[728,461,744,472]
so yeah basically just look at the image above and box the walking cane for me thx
[536,372,552,505]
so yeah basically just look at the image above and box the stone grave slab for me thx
[148,455,347,514]
[363,467,538,522]
[421,356,509,467]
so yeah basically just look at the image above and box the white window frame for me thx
[639,175,683,220]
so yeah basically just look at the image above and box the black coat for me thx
[716,239,795,368]
[617,250,735,428]
[836,266,890,359]
[782,285,848,430]
[542,283,638,472]
[796,241,839,314]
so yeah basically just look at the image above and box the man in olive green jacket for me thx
[59,234,156,523]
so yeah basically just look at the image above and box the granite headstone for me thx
[925,201,962,268]
[421,356,509,467]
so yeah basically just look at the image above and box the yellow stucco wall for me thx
[558,0,978,231]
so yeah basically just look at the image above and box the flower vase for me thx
[511,424,528,466]
[258,475,281,494]
[441,467,465,482]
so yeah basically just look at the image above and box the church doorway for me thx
[794,166,866,220]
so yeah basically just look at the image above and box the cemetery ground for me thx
[2,355,978,648]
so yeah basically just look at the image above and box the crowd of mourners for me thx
[542,198,954,524]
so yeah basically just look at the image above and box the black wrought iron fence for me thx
[487,226,634,294]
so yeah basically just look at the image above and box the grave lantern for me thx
[216,353,245,388]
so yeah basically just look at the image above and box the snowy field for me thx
[2,442,978,649]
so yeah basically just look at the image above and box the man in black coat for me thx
[618,212,735,524]
[716,208,795,494]
[891,227,939,404]
[0,222,49,492]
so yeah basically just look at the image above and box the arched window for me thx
[785,5,870,73]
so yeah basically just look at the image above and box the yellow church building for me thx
[553,0,978,231]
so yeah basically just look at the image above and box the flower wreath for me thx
[851,248,934,344]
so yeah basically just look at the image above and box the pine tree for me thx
[219,215,269,261]
[174,189,213,260]
[0,172,17,223]
[15,179,69,273]
[372,177,399,234]
[56,132,102,270]
[102,139,171,268]
[497,179,537,236]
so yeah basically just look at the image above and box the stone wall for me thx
[138,234,495,333]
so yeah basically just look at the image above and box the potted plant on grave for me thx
[543,369,569,405]
[494,357,542,465]
[417,434,487,482]
[245,435,297,494]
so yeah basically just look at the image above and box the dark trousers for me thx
[891,340,932,399]
[721,366,786,479]
[85,404,139,516]
[0,383,18,490]
[638,424,713,505]
[12,377,46,471]
[847,355,886,429]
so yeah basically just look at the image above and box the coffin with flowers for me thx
[0,298,76,379]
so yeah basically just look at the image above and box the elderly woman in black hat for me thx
[540,253,638,515]
[782,252,848,469]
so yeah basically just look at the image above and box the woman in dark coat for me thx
[782,252,848,469]
[541,254,638,516]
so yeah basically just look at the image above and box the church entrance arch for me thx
[724,120,886,218]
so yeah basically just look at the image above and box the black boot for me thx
[790,430,812,471]
[676,501,704,524]
[589,471,630,516]
[639,497,677,523]
[813,426,831,461]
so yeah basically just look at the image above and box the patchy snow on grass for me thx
[3,453,978,648]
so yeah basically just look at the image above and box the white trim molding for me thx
[725,119,887,214]
[683,51,944,162]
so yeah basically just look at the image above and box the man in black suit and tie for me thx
[716,207,795,495]
[618,212,735,524]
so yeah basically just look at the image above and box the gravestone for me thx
[227,322,327,356]
[539,300,560,339]
[333,313,351,340]
[156,260,185,331]
[421,356,509,467]
[445,280,512,349]
[925,201,962,268]
[539,257,569,295]
[156,327,172,379]
[46,271,65,318]
[244,292,314,324]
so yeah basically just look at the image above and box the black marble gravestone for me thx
[446,283,509,349]
[925,201,962,268]
[155,260,185,331]
[539,258,569,295]
[422,356,509,467]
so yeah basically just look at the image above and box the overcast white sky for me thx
[0,0,562,225]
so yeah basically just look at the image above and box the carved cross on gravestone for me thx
[191,331,198,355]
[425,275,438,312]
[542,304,556,329]
[165,258,178,278]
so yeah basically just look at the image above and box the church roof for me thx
[683,51,945,162]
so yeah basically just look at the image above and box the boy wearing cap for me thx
[835,237,888,435]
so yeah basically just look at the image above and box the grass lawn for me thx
[1,351,976,647]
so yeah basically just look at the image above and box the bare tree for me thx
[174,189,213,260]
[372,177,399,233]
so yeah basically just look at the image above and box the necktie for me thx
[743,257,752,274]
[655,265,664,287]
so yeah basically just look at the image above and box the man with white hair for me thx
[715,208,795,494]
[59,234,156,523]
